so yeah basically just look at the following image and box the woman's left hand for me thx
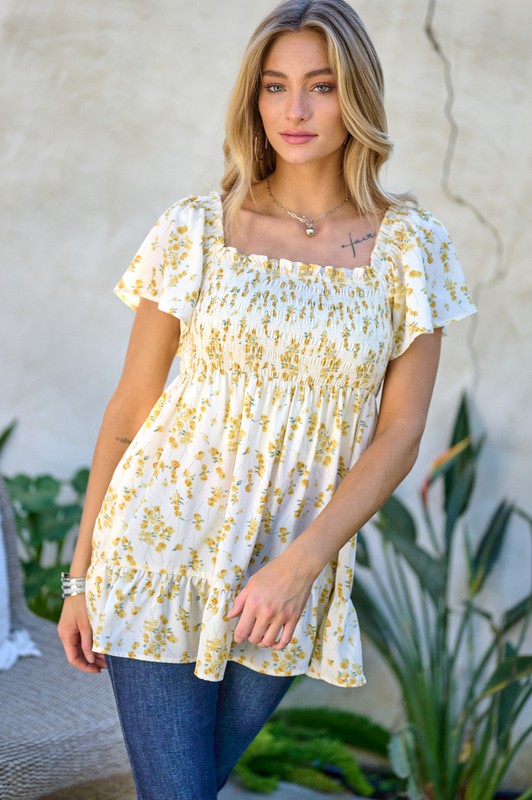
[226,553,317,651]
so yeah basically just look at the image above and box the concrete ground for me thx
[220,777,359,799]
[41,771,361,799]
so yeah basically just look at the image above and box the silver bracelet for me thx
[61,572,86,598]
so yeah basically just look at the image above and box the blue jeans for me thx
[106,655,296,800]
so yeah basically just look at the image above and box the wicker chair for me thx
[0,476,129,800]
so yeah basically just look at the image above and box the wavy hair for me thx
[221,0,415,231]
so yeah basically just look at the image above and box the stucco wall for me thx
[1,0,531,788]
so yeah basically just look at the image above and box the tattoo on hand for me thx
[341,230,377,259]
[116,436,132,445]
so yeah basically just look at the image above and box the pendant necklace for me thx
[266,175,350,237]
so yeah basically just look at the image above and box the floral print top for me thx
[86,190,477,687]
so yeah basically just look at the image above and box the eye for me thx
[263,83,285,93]
[313,83,335,93]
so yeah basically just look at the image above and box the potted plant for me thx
[352,397,532,799]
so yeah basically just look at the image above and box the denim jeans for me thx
[105,655,296,800]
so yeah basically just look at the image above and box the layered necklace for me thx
[266,175,350,237]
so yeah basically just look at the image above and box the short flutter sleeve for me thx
[114,196,206,326]
[388,207,477,359]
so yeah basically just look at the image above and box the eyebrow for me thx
[262,68,333,79]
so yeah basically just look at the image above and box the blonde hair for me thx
[221,0,415,231]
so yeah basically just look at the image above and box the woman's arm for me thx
[227,330,443,649]
[58,298,181,672]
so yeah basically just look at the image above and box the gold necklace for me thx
[266,175,350,237]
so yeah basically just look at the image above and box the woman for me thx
[58,0,477,797]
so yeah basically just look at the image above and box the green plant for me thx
[5,469,89,622]
[234,707,392,795]
[352,396,532,800]
[0,419,17,456]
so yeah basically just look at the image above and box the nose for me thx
[285,89,311,122]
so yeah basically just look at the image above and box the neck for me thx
[268,159,347,218]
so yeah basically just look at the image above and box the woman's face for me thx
[258,30,347,169]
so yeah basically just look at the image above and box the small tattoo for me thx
[341,230,376,258]
[116,436,132,445]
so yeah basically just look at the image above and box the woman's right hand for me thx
[57,595,107,673]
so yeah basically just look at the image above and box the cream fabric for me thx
[86,191,477,686]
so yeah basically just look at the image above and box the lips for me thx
[280,131,317,145]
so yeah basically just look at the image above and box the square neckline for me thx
[210,190,395,276]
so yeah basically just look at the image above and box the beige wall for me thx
[1,0,531,788]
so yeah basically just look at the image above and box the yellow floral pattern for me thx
[86,191,476,687]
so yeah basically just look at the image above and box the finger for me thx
[60,627,83,663]
[70,654,102,673]
[59,626,101,672]
[226,589,247,619]
[270,620,297,650]
[247,617,276,645]
[94,653,107,668]
[65,641,102,673]
[233,607,261,644]
[258,623,284,648]
[80,623,95,664]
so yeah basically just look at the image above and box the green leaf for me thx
[388,731,410,779]
[451,393,471,443]
[22,560,48,599]
[464,601,494,625]
[232,761,280,793]
[497,643,521,750]
[350,581,393,659]
[444,458,476,545]
[35,474,61,493]
[240,730,373,795]
[515,790,532,800]
[37,504,82,542]
[375,525,444,604]
[389,728,424,800]
[5,474,31,498]
[376,495,417,543]
[290,765,345,793]
[271,708,390,757]
[27,591,62,623]
[13,505,31,534]
[469,502,513,596]
[502,593,532,633]
[0,419,17,457]
[515,507,532,529]
[388,727,420,781]
[22,561,65,622]
[444,395,471,491]
[406,776,424,800]
[442,396,484,535]
[356,530,370,568]
[424,437,472,491]
[374,495,444,603]
[481,656,532,698]
[5,474,61,512]
[71,467,90,496]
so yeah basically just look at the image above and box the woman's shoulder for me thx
[139,192,221,249]
[155,190,221,225]
[386,201,454,242]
